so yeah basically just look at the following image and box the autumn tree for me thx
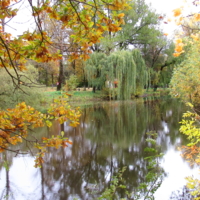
[0,0,129,167]
[170,42,200,105]
[169,1,200,198]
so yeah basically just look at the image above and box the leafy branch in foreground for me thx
[178,103,200,199]
[98,166,128,200]
[0,93,81,168]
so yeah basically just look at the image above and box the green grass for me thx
[43,88,169,102]
[43,90,102,103]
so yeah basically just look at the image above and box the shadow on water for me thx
[0,98,197,200]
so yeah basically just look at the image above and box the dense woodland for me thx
[1,0,200,199]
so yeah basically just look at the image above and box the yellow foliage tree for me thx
[170,1,200,198]
[170,42,200,105]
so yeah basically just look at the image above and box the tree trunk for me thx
[45,69,48,86]
[57,59,64,91]
[92,86,96,93]
[51,73,54,86]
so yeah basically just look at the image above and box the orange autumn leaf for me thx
[175,45,183,52]
[194,13,200,21]
[173,52,181,57]
[66,140,73,145]
[176,38,182,44]
[118,13,125,18]
[173,8,182,17]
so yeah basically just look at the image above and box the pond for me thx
[0,97,199,200]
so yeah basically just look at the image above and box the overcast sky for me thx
[145,0,185,14]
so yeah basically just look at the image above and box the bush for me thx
[64,75,79,91]
[101,87,118,100]
[0,65,45,109]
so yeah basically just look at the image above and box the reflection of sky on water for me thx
[0,157,41,200]
[162,121,169,133]
[1,147,198,200]
[0,100,199,200]
[154,121,199,199]
[155,148,199,200]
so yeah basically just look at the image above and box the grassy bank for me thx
[0,87,169,112]
[42,87,170,106]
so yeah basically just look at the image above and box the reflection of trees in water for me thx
[37,99,187,199]
[0,152,12,200]
[0,99,191,200]
[0,151,19,200]
[0,152,40,200]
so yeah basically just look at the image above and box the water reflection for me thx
[0,98,198,200]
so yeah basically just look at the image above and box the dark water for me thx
[0,98,199,200]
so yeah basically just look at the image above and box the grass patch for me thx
[30,87,169,112]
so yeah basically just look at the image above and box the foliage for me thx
[0,0,129,71]
[0,65,45,109]
[0,93,81,168]
[64,75,79,91]
[167,3,200,196]
[178,103,200,199]
[85,52,107,90]
[172,1,200,57]
[101,87,118,100]
[134,131,164,200]
[170,42,200,105]
[171,0,200,184]
[98,167,129,200]
[85,49,148,100]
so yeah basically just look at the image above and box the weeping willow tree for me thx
[84,52,107,92]
[106,50,148,100]
[106,50,136,100]
[131,49,148,95]
[85,50,147,99]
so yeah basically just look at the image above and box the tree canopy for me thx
[0,0,129,87]
[169,1,200,198]
[85,49,147,99]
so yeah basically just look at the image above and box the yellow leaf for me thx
[118,13,125,18]
[173,8,182,17]
[194,13,200,21]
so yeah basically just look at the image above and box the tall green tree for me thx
[85,52,107,92]
[116,0,163,49]
[85,49,147,99]
[96,0,175,89]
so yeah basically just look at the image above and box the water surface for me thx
[0,98,199,200]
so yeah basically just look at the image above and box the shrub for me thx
[0,65,45,109]
[64,75,79,91]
